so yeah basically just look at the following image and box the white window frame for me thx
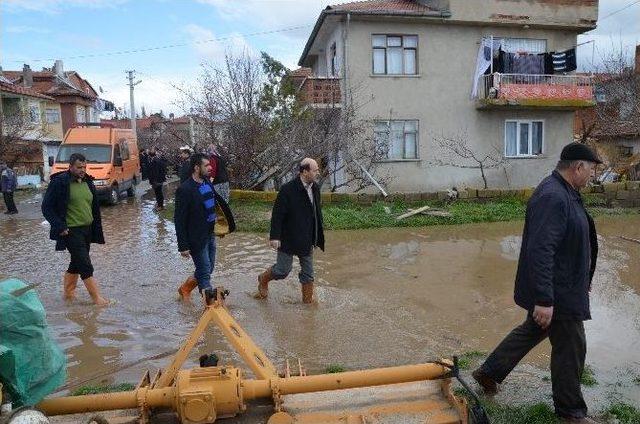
[504,119,545,158]
[76,106,86,123]
[372,34,418,76]
[45,108,60,124]
[28,102,41,124]
[374,119,419,161]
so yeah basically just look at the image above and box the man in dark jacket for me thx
[208,144,230,203]
[1,163,19,214]
[42,153,109,306]
[256,158,325,304]
[147,147,167,211]
[178,146,194,183]
[473,143,601,424]
[174,153,235,304]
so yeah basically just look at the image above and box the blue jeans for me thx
[192,235,216,291]
[271,250,314,284]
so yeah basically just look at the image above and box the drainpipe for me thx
[342,12,350,107]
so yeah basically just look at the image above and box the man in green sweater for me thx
[42,153,109,306]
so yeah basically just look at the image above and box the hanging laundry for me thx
[471,37,502,98]
[552,48,577,73]
[543,53,555,75]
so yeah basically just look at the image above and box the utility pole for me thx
[126,70,141,133]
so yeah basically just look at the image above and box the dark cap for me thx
[560,142,602,164]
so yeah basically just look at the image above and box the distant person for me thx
[174,154,235,304]
[208,144,230,203]
[473,143,601,424]
[0,163,18,214]
[147,147,167,211]
[140,149,150,181]
[42,153,109,306]
[178,145,194,183]
[256,158,324,304]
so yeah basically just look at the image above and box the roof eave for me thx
[298,8,450,66]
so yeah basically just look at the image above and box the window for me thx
[56,144,112,163]
[76,106,86,123]
[374,120,418,160]
[372,35,417,75]
[28,102,40,124]
[505,120,544,157]
[498,38,547,54]
[330,42,337,76]
[45,108,60,124]
[119,139,130,160]
[617,145,633,158]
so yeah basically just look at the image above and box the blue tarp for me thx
[0,278,66,406]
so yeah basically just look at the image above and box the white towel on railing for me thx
[471,37,502,98]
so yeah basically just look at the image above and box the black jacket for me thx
[179,160,192,183]
[270,177,325,257]
[41,171,105,251]
[148,156,167,185]
[174,178,235,253]
[514,171,598,321]
[211,154,229,185]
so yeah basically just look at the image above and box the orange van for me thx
[49,124,141,205]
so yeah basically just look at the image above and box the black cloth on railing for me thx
[552,48,577,73]
[543,53,555,75]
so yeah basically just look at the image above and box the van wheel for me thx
[126,184,135,197]
[108,186,120,205]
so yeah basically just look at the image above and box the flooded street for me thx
[1,186,639,414]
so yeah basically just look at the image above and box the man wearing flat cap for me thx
[473,143,602,424]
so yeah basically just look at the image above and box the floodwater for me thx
[1,185,639,418]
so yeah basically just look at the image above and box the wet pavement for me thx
[1,185,639,417]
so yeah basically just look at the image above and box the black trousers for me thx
[152,183,164,208]
[65,226,94,280]
[480,315,587,419]
[3,192,17,213]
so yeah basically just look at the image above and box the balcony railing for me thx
[298,77,341,107]
[477,73,595,109]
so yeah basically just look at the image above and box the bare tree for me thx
[431,132,509,189]
[0,108,46,172]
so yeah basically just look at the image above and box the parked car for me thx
[49,123,141,205]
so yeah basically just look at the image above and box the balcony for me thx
[476,73,595,110]
[298,77,341,108]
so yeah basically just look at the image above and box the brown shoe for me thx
[63,272,79,301]
[256,267,273,299]
[301,282,315,304]
[178,276,198,300]
[472,368,497,394]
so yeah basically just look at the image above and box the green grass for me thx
[159,196,639,232]
[457,350,487,370]
[71,383,136,396]
[604,402,640,423]
[325,364,347,374]
[580,364,598,387]
[483,401,560,424]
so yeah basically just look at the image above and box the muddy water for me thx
[1,188,639,412]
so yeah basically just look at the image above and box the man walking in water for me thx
[42,153,109,306]
[256,158,325,304]
[472,143,601,424]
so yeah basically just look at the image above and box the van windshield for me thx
[56,144,112,164]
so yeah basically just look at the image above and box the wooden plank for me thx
[620,236,640,245]
[396,206,431,221]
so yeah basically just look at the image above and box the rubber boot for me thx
[301,281,315,304]
[63,272,79,301]
[256,267,273,299]
[178,276,198,301]
[82,277,110,306]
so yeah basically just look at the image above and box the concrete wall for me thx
[447,0,598,28]
[341,18,578,192]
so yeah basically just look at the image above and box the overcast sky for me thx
[1,0,638,116]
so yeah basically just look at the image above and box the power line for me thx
[599,0,640,21]
[9,24,313,64]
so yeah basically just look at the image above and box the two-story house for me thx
[0,70,61,185]
[5,60,104,179]
[298,0,598,192]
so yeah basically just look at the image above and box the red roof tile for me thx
[3,70,97,100]
[0,81,55,100]
[329,0,437,14]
